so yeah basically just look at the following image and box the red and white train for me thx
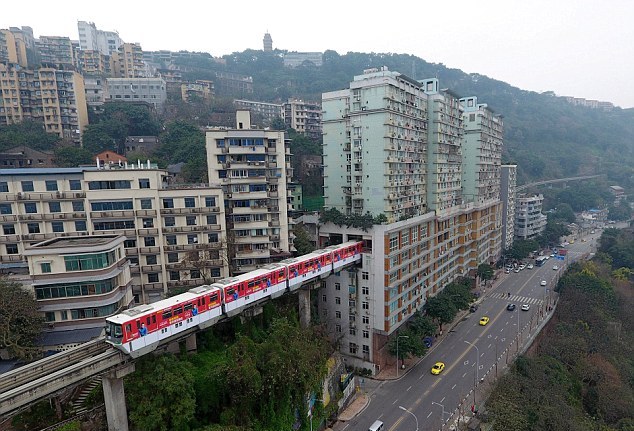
[105,241,363,357]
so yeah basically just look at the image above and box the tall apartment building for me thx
[500,164,517,250]
[0,165,227,304]
[105,77,167,112]
[234,99,283,125]
[0,26,37,67]
[0,64,88,144]
[319,68,504,372]
[77,50,112,76]
[205,110,292,274]
[514,193,547,240]
[283,99,322,140]
[111,43,148,78]
[77,21,123,56]
[23,235,133,347]
[36,36,75,67]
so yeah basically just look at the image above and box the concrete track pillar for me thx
[298,288,311,329]
[185,333,197,353]
[102,363,135,431]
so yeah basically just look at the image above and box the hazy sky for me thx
[4,0,634,108]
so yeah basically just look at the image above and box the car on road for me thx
[527,264,534,269]
[521,304,530,311]
[553,265,559,270]
[431,362,445,375]
[540,280,547,286]
[479,316,490,326]
[469,304,479,313]
[591,230,595,233]
[507,303,516,311]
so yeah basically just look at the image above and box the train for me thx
[104,241,363,357]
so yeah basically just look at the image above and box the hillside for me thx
[177,49,634,189]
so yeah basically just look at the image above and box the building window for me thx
[163,198,174,208]
[190,269,201,279]
[363,330,369,339]
[144,237,156,247]
[45,312,56,322]
[164,216,175,227]
[208,233,218,243]
[27,223,40,234]
[6,243,18,254]
[49,201,61,213]
[139,178,150,189]
[184,197,195,208]
[148,273,159,283]
[362,316,369,324]
[389,234,398,252]
[24,202,37,213]
[362,301,369,310]
[124,239,136,248]
[335,311,341,319]
[41,262,51,273]
[206,214,217,224]
[140,199,152,209]
[350,328,356,336]
[335,283,340,290]
[45,180,58,191]
[335,296,341,304]
[169,271,180,281]
[69,179,81,190]
[72,201,84,211]
[21,181,34,192]
[0,182,8,192]
[167,253,179,263]
[2,224,15,235]
[362,271,369,280]
[61,310,68,320]
[142,218,154,228]
[146,255,157,265]
[362,345,369,354]
[0,204,12,214]
[335,324,341,333]
[186,216,196,226]
[166,235,177,245]
[51,221,64,233]
[187,234,198,244]
[75,220,87,231]
[205,197,216,207]
[349,343,358,354]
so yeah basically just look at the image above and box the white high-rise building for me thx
[77,21,123,56]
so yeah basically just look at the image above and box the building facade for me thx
[205,110,292,274]
[0,166,227,304]
[283,99,322,140]
[36,36,75,67]
[105,77,167,112]
[500,164,517,250]
[234,99,283,125]
[23,235,133,336]
[319,68,504,371]
[111,43,148,78]
[77,21,123,56]
[514,193,547,240]
[263,33,273,51]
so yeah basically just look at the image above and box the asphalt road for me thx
[338,232,598,431]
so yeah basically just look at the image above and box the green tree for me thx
[293,225,315,255]
[0,120,60,151]
[387,328,426,363]
[125,355,196,431]
[425,295,457,332]
[477,263,495,282]
[53,146,93,167]
[408,312,437,338]
[0,277,44,360]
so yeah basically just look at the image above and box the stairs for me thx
[69,377,101,415]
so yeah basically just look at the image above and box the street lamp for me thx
[463,340,480,383]
[396,335,409,377]
[399,405,419,431]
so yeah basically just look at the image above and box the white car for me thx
[540,280,547,286]
[527,264,534,269]
[521,304,530,311]
[552,265,559,270]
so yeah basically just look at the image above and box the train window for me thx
[201,297,206,305]
[126,324,131,333]
[227,288,235,296]
[136,320,141,329]
[162,310,172,320]
[184,303,193,311]
[248,280,256,289]
[146,317,151,326]
[210,293,218,302]
[152,315,156,324]
[174,307,183,315]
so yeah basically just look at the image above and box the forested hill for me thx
[178,49,634,188]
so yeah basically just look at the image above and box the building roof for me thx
[29,235,122,250]
[0,167,98,176]
[36,327,103,347]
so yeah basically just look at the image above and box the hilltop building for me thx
[77,21,123,56]
[263,32,273,51]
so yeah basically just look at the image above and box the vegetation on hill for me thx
[484,229,634,430]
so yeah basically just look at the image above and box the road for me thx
[337,231,598,431]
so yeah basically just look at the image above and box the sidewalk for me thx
[332,271,508,426]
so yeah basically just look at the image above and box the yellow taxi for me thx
[431,362,445,375]
[479,316,490,326]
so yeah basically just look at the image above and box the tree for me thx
[425,295,457,332]
[408,312,437,338]
[53,146,94,167]
[0,277,44,360]
[125,354,196,431]
[477,263,494,282]
[0,120,60,151]
[387,328,426,362]
[293,225,315,255]
[177,248,222,285]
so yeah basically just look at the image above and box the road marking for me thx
[407,385,412,392]
[441,396,445,403]
[452,384,457,390]
[462,372,467,378]
[427,411,433,418]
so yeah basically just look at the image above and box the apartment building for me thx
[500,164,517,250]
[234,99,283,125]
[205,110,292,274]
[77,50,112,76]
[283,99,322,140]
[0,165,226,304]
[0,26,37,67]
[182,80,214,104]
[514,193,547,240]
[77,21,123,56]
[111,43,148,78]
[23,235,133,348]
[36,36,75,67]
[105,77,167,112]
[0,63,88,144]
[319,68,504,372]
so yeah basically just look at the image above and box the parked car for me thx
[423,336,434,348]
[553,265,559,270]
[527,264,534,269]
[469,304,479,313]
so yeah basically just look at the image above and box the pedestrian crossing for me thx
[490,292,543,305]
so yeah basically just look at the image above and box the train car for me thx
[326,241,363,271]
[104,285,222,357]
[282,248,335,291]
[212,264,286,317]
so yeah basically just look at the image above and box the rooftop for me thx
[29,235,122,250]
